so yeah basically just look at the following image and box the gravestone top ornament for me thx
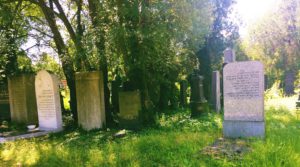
[223,48,236,64]
[223,61,265,138]
[35,70,62,131]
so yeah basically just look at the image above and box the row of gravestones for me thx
[8,71,62,131]
[8,70,142,131]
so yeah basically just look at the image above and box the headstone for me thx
[0,83,10,120]
[296,93,300,109]
[35,70,62,131]
[264,75,268,91]
[284,71,295,95]
[8,75,38,124]
[190,70,209,117]
[211,71,221,113]
[179,80,188,107]
[76,71,106,130]
[119,90,142,129]
[223,48,236,64]
[223,61,265,138]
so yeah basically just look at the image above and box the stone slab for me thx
[223,61,264,121]
[8,75,38,124]
[119,91,141,128]
[35,70,62,131]
[76,71,106,130]
[223,121,265,138]
[0,129,61,143]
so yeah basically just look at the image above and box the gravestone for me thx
[223,61,265,138]
[284,71,295,95]
[0,83,10,120]
[264,75,268,91]
[190,70,209,117]
[119,90,142,129]
[179,80,188,107]
[35,70,62,131]
[76,71,106,130]
[8,75,38,124]
[223,48,236,64]
[211,71,221,113]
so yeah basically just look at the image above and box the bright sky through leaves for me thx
[234,0,281,36]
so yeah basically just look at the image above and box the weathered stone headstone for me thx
[284,71,295,95]
[35,70,62,131]
[190,70,209,117]
[0,83,10,120]
[76,71,106,130]
[223,48,236,64]
[211,71,221,113]
[119,90,142,129]
[179,80,188,107]
[8,75,38,124]
[223,61,265,138]
[264,75,268,91]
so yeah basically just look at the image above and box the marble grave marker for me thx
[223,61,265,138]
[35,70,62,131]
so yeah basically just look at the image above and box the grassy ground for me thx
[1,97,300,167]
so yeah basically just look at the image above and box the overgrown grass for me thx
[1,97,300,166]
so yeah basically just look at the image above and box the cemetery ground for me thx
[1,95,300,167]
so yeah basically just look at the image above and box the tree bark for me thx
[37,0,78,122]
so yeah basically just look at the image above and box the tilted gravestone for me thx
[76,71,106,130]
[35,70,62,131]
[223,61,265,138]
[211,71,221,113]
[8,75,38,124]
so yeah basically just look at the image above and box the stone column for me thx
[211,71,221,113]
[8,74,38,124]
[76,71,106,130]
[190,71,208,117]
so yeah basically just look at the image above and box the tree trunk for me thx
[37,0,78,121]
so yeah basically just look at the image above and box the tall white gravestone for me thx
[223,61,265,138]
[35,70,62,131]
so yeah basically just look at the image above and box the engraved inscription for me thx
[37,89,55,117]
[225,71,261,99]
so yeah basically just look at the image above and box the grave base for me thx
[223,120,265,138]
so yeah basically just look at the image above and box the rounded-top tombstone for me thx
[35,70,62,131]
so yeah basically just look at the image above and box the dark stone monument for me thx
[111,75,122,113]
[190,70,209,117]
[284,71,295,95]
[264,75,268,91]
[296,93,300,109]
[179,80,188,107]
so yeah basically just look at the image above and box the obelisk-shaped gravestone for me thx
[211,71,221,113]
[223,61,265,138]
[35,70,62,131]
